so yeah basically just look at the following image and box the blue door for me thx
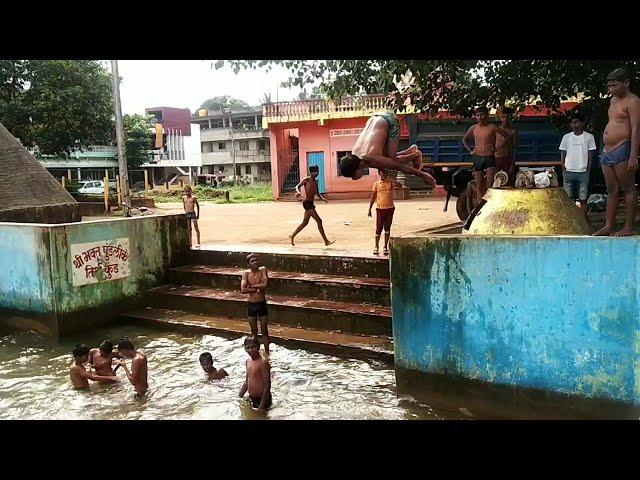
[307,151,326,193]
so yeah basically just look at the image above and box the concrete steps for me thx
[121,307,393,363]
[148,284,392,336]
[170,265,390,306]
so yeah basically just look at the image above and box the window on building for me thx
[236,165,241,176]
[218,165,224,173]
[258,140,268,151]
[245,164,252,174]
[336,150,368,176]
[211,118,224,128]
[239,140,249,151]
[261,163,271,175]
[218,142,226,150]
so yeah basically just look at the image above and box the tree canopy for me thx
[199,95,250,112]
[123,114,154,168]
[0,60,114,155]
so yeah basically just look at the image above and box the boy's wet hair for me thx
[73,344,90,358]
[475,106,489,114]
[184,185,192,191]
[99,340,113,354]
[246,253,258,264]
[339,154,361,178]
[244,335,260,347]
[309,165,319,173]
[607,68,630,82]
[199,352,213,363]
[570,113,586,122]
[117,338,135,351]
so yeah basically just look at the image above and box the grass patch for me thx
[150,182,274,204]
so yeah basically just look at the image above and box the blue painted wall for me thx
[390,235,640,405]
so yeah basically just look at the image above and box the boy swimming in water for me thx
[199,352,229,380]
[88,340,116,377]
[70,344,120,389]
[115,338,148,395]
[239,335,271,411]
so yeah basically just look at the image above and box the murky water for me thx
[0,325,466,420]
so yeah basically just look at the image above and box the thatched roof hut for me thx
[0,122,79,223]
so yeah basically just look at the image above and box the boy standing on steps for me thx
[368,168,402,256]
[240,253,270,355]
[289,165,335,246]
[183,185,201,248]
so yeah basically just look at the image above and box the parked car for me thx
[77,180,116,195]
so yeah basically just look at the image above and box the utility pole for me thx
[111,60,130,216]
[225,107,237,186]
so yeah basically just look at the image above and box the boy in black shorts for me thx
[289,165,335,246]
[240,253,270,354]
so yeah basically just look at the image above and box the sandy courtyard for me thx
[153,198,460,254]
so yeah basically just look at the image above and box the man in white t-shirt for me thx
[559,113,597,221]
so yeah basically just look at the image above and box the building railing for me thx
[263,94,387,118]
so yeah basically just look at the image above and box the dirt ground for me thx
[150,198,460,254]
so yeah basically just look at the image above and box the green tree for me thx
[0,60,114,155]
[199,95,250,112]
[123,114,154,168]
[219,60,640,136]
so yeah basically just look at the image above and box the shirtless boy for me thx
[289,165,335,247]
[115,338,148,395]
[594,68,640,237]
[494,107,518,184]
[183,185,201,248]
[199,352,229,380]
[239,335,271,411]
[240,253,270,354]
[463,106,515,204]
[339,112,437,188]
[70,344,120,389]
[88,340,116,377]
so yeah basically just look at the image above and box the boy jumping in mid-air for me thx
[339,112,436,188]
[199,352,229,380]
[183,185,200,248]
[289,165,335,246]
[368,168,402,256]
[240,253,270,355]
[239,335,271,411]
[70,344,120,389]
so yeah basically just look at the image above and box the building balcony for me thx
[200,127,269,142]
[262,94,403,126]
[201,150,270,166]
[36,152,118,169]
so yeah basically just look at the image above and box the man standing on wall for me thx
[594,68,640,236]
[560,113,597,223]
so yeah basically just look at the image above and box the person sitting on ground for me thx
[199,352,229,380]
[88,340,117,377]
[241,253,270,355]
[183,185,201,248]
[115,338,148,396]
[594,67,640,237]
[560,113,597,223]
[340,112,437,188]
[70,344,120,389]
[289,165,335,247]
[239,335,271,411]
[368,168,402,256]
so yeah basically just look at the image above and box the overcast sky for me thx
[117,60,300,115]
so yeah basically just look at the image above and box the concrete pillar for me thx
[151,168,155,187]
[67,169,72,180]
[208,119,212,129]
[189,167,192,184]
[255,115,259,129]
[77,168,81,180]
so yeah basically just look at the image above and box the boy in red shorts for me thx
[367,168,402,255]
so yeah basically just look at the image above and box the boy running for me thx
[289,165,335,246]
[239,335,272,411]
[70,344,120,389]
[183,185,201,248]
[368,168,402,256]
[240,253,270,355]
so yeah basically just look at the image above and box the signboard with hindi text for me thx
[70,238,131,287]
[329,128,363,137]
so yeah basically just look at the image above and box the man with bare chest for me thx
[339,112,436,188]
[594,68,640,236]
[240,254,270,354]
[494,107,517,184]
[289,165,335,247]
[115,338,148,396]
[463,106,515,205]
[88,340,116,377]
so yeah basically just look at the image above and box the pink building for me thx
[264,95,410,200]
